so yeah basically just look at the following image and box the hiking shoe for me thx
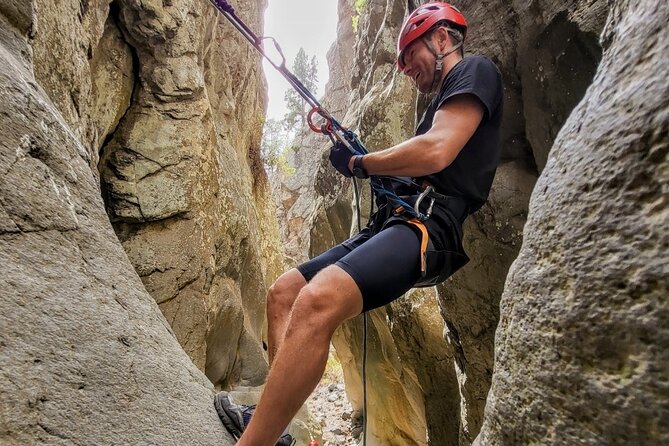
[214,392,295,445]
[214,391,253,439]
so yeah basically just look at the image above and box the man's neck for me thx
[437,53,464,86]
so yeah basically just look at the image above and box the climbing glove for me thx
[328,142,354,177]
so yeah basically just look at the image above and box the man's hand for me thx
[328,142,354,177]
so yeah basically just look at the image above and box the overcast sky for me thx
[263,0,338,120]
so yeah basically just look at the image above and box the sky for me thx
[262,0,338,120]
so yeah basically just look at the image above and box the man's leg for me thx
[238,264,364,446]
[265,269,307,364]
[218,225,420,444]
[266,239,360,364]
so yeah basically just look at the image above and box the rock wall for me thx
[438,1,605,440]
[99,0,282,388]
[0,2,233,443]
[25,0,283,389]
[476,0,669,443]
[1,0,289,443]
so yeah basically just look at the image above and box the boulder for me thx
[89,0,282,386]
[476,0,669,443]
[0,8,233,443]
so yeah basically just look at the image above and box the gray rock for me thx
[476,0,669,444]
[0,14,233,445]
[23,0,283,391]
[95,0,281,384]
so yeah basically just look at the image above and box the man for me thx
[215,3,503,445]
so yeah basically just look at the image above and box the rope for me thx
[208,0,428,223]
[362,311,368,446]
[351,177,368,446]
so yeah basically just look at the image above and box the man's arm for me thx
[350,94,485,177]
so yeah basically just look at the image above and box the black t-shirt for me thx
[415,56,503,213]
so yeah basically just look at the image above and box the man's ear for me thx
[434,27,452,52]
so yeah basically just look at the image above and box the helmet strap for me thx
[423,29,464,92]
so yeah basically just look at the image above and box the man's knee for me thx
[287,285,336,336]
[289,266,363,332]
[267,269,306,314]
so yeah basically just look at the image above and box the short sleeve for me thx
[435,57,502,121]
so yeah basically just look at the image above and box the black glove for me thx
[328,142,354,177]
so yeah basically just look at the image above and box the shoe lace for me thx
[241,405,256,427]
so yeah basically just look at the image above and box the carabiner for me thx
[414,185,435,220]
[307,107,334,134]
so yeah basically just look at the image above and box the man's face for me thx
[401,38,437,94]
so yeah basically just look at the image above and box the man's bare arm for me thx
[352,94,485,177]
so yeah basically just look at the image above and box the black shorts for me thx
[296,202,470,312]
[296,224,422,312]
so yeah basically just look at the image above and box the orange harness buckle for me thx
[406,218,429,275]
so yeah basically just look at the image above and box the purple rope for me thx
[212,0,235,14]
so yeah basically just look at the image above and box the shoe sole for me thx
[214,392,243,439]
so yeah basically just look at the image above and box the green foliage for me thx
[283,47,318,134]
[352,15,360,33]
[351,0,367,33]
[261,48,320,175]
[260,118,296,176]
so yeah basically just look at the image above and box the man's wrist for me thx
[352,155,369,179]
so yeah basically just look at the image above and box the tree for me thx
[261,118,283,171]
[260,118,295,176]
[283,47,318,133]
[260,48,318,175]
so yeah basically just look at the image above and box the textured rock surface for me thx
[435,1,605,440]
[30,0,129,169]
[28,0,283,388]
[0,10,233,444]
[86,0,282,386]
[435,161,536,442]
[476,0,669,443]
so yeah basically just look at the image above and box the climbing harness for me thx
[207,2,464,444]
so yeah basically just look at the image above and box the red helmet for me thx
[397,2,468,70]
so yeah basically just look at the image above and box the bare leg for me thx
[266,269,307,364]
[238,265,363,446]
